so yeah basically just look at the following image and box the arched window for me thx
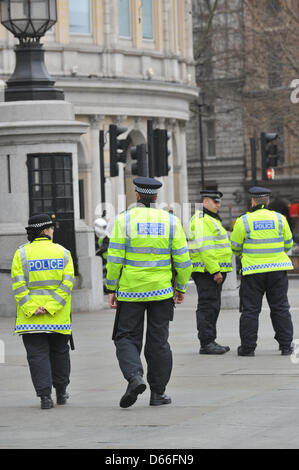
[69,0,91,34]
[119,0,131,37]
[142,0,154,40]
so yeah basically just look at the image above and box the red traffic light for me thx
[267,168,275,180]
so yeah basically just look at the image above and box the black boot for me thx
[200,342,227,355]
[56,388,69,405]
[280,346,293,356]
[150,392,172,406]
[237,346,255,357]
[120,375,146,408]
[213,341,230,352]
[40,396,54,410]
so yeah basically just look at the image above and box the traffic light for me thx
[260,132,279,180]
[109,124,128,177]
[131,144,147,177]
[153,129,171,177]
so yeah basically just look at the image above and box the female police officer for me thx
[11,214,75,409]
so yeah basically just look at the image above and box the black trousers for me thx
[192,272,227,346]
[240,271,293,351]
[22,333,71,397]
[113,298,174,395]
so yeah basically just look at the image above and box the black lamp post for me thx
[0,0,64,101]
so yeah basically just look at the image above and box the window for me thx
[118,0,131,38]
[266,0,281,15]
[27,153,78,274]
[204,120,216,158]
[69,0,91,34]
[268,47,282,88]
[142,0,154,39]
[119,0,131,37]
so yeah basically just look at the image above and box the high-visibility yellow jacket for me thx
[230,207,293,275]
[188,209,233,274]
[105,206,192,301]
[11,237,75,334]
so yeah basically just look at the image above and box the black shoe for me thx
[237,346,255,357]
[40,396,54,410]
[150,392,172,406]
[200,342,227,355]
[213,341,230,352]
[56,391,69,405]
[120,375,146,408]
[280,346,293,356]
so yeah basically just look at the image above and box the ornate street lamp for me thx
[0,0,64,101]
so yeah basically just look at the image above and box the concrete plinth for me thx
[0,100,103,316]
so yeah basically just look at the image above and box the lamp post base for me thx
[5,41,64,102]
[5,86,64,102]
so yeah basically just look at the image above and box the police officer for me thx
[11,214,75,409]
[231,187,294,356]
[188,190,233,354]
[106,177,192,408]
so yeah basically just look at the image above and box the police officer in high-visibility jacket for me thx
[11,214,75,409]
[188,189,233,355]
[106,177,192,408]
[231,187,294,357]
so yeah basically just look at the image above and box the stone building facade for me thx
[0,0,197,225]
[187,0,247,229]
[0,0,197,315]
[187,0,299,231]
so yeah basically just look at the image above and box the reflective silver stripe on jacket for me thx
[11,275,26,283]
[13,285,28,296]
[63,248,69,268]
[244,237,284,244]
[125,259,171,267]
[243,247,285,254]
[242,214,250,237]
[189,243,230,253]
[30,289,66,306]
[28,280,62,288]
[19,246,29,284]
[207,215,221,235]
[188,234,227,247]
[174,260,192,269]
[63,274,74,284]
[126,246,171,255]
[106,279,118,286]
[276,212,283,236]
[18,295,31,306]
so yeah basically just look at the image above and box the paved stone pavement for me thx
[1,279,299,449]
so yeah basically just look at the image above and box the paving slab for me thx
[1,280,299,449]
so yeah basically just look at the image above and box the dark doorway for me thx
[27,153,78,274]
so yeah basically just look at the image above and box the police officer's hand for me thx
[213,272,223,285]
[34,306,47,316]
[109,293,118,309]
[174,291,185,304]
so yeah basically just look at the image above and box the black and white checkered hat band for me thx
[203,193,221,199]
[27,221,53,229]
[135,186,158,195]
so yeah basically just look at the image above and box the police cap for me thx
[26,213,55,230]
[200,189,223,202]
[248,186,271,198]
[133,177,162,195]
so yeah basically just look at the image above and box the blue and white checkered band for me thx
[135,186,159,195]
[27,221,53,229]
